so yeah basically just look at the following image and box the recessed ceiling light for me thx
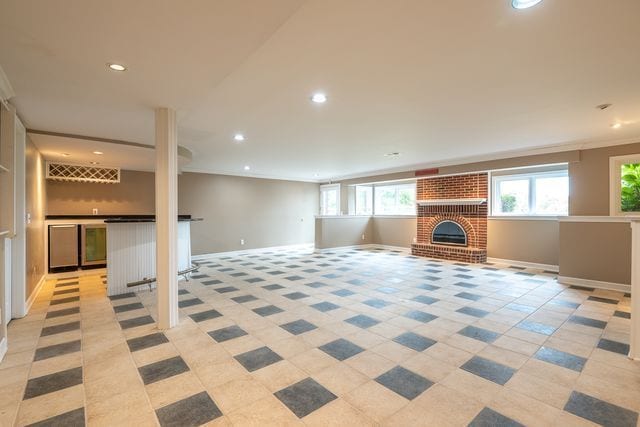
[90,161,99,165]
[314,173,320,177]
[511,0,543,9]
[233,134,245,142]
[107,63,127,72]
[244,165,251,171]
[384,152,400,157]
[311,93,327,104]
[61,153,70,157]
[93,151,104,155]
[611,123,622,129]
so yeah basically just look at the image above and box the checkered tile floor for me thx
[1,247,638,426]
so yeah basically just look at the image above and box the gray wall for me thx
[371,217,416,248]
[315,217,373,249]
[487,219,559,266]
[25,137,46,300]
[179,172,318,255]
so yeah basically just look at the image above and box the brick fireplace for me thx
[411,173,488,263]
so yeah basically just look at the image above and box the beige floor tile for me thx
[195,360,251,389]
[505,371,572,409]
[220,335,264,355]
[476,345,529,369]
[493,335,540,356]
[344,380,408,423]
[17,384,84,426]
[370,340,417,363]
[344,350,396,379]
[226,395,302,426]
[303,398,376,426]
[312,363,370,396]
[488,388,562,427]
[86,388,157,427]
[210,377,273,413]
[423,342,473,366]
[444,333,489,354]
[251,360,308,392]
[145,371,205,409]
[440,368,503,405]
[401,352,457,382]
[290,348,338,375]
[267,337,313,359]
[29,351,82,378]
[575,373,640,413]
[300,328,340,347]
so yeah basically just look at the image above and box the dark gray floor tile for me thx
[456,306,490,318]
[363,299,390,309]
[458,325,499,343]
[377,287,399,294]
[461,356,515,385]
[231,295,258,303]
[597,338,630,355]
[534,347,586,372]
[267,270,285,275]
[345,314,380,329]
[306,281,328,288]
[614,310,631,319]
[505,303,536,313]
[564,391,638,427]
[214,286,239,293]
[253,305,284,317]
[375,366,433,400]
[468,407,524,427]
[284,292,309,300]
[417,284,440,291]
[46,307,80,319]
[393,332,437,351]
[34,340,81,361]
[246,277,265,283]
[155,391,222,427]
[138,356,190,385]
[286,275,304,281]
[310,302,340,312]
[332,289,355,297]
[404,310,438,323]
[275,378,337,418]
[230,272,247,277]
[40,321,81,337]
[50,296,80,305]
[178,289,189,295]
[202,279,222,286]
[412,295,440,305]
[516,320,556,336]
[262,284,285,291]
[548,299,580,309]
[455,274,474,279]
[455,292,482,301]
[52,288,79,296]
[23,367,83,399]
[280,319,317,335]
[570,285,594,291]
[108,292,136,300]
[453,282,478,289]
[189,309,223,322]
[179,298,204,308]
[26,407,85,427]
[113,302,144,313]
[323,273,341,279]
[587,296,619,305]
[319,339,364,361]
[119,315,155,330]
[190,274,208,279]
[234,346,283,372]
[127,333,169,352]
[208,325,248,342]
[348,279,365,286]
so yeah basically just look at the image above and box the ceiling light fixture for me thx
[107,63,127,72]
[93,151,104,155]
[244,165,251,171]
[311,93,327,104]
[511,0,543,9]
[611,123,622,129]
[233,134,245,142]
[61,153,70,157]
[90,161,99,165]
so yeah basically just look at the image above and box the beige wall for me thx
[371,217,416,248]
[25,137,46,300]
[46,170,155,215]
[570,141,640,216]
[488,219,559,266]
[179,172,318,255]
[559,221,631,284]
[315,217,373,249]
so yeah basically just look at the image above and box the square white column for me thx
[630,220,640,360]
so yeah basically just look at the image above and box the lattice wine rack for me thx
[46,162,120,184]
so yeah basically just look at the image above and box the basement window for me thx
[610,154,640,216]
[492,167,568,216]
[355,185,373,215]
[319,184,340,216]
[374,182,416,215]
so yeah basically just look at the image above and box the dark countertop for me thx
[46,214,202,223]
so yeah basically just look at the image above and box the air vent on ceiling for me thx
[46,162,120,184]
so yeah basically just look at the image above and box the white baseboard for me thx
[316,244,411,252]
[487,257,559,272]
[0,337,7,362]
[192,243,314,260]
[557,275,631,293]
[25,274,47,315]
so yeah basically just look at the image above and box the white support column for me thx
[630,221,640,360]
[155,107,178,329]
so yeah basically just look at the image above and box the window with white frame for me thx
[609,154,640,216]
[319,184,340,215]
[374,182,416,215]
[355,185,373,215]
[492,168,568,216]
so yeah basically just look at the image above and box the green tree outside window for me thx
[621,163,640,212]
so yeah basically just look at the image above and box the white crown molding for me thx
[0,65,15,102]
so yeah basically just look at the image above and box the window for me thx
[374,182,416,215]
[319,184,340,215]
[492,169,568,216]
[610,154,640,215]
[355,185,373,215]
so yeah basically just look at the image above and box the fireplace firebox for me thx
[432,220,467,246]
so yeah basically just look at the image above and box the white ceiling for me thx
[1,0,639,181]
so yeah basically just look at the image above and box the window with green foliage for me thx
[492,168,568,216]
[374,182,416,215]
[621,163,640,212]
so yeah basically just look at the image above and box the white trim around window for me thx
[609,154,640,217]
[319,183,340,216]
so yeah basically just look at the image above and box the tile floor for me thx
[0,247,638,426]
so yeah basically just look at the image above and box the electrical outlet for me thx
[92,208,99,215]
[361,234,365,240]
[240,239,245,245]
